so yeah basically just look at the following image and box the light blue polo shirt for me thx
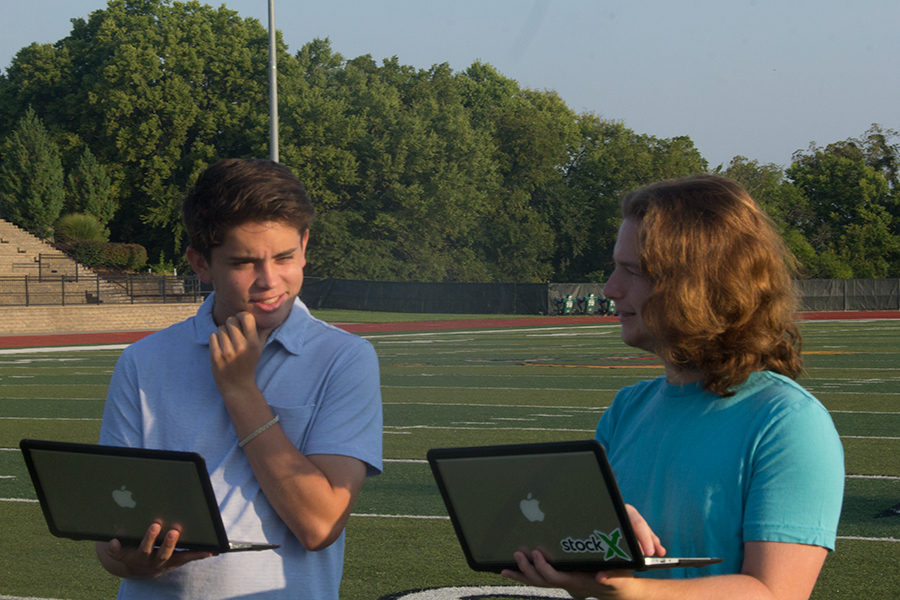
[100,294,383,599]
[595,370,844,578]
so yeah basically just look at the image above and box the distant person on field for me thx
[95,158,383,599]
[503,174,844,600]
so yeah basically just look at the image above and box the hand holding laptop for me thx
[505,547,635,599]
[96,521,216,580]
[621,503,665,559]
[501,503,666,598]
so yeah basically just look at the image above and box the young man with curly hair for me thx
[504,175,844,600]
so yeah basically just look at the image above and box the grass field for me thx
[1,316,899,599]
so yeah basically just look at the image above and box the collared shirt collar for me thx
[192,292,309,356]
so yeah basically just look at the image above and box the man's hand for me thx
[502,548,638,599]
[501,503,660,599]
[624,503,665,557]
[209,312,265,400]
[95,521,215,579]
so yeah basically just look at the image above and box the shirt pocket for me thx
[269,404,316,450]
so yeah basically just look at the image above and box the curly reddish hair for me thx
[621,174,802,396]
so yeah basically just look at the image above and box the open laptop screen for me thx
[428,441,641,572]
[21,439,224,549]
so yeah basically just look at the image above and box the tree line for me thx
[1,0,898,282]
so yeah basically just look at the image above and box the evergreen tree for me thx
[67,146,114,240]
[0,106,65,238]
[0,0,277,262]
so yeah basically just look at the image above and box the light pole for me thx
[268,0,279,162]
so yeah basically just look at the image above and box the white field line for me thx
[361,325,622,340]
[0,398,106,401]
[385,425,594,433]
[380,423,900,440]
[342,517,900,544]
[379,462,898,479]
[0,345,129,355]
[0,417,100,421]
[805,368,900,371]
[351,513,449,520]
[1,420,896,439]
[383,401,900,417]
[0,384,111,387]
[3,396,897,416]
[384,384,900,395]
[383,385,630,392]
[383,401,608,410]
[829,410,900,415]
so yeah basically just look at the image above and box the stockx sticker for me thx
[560,527,631,560]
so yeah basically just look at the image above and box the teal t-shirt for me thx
[595,370,844,578]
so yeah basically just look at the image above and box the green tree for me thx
[290,46,503,282]
[721,156,829,277]
[558,116,708,281]
[0,4,769,284]
[458,64,583,282]
[0,0,281,264]
[0,107,65,237]
[67,146,114,240]
[788,140,899,278]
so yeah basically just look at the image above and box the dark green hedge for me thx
[64,240,148,271]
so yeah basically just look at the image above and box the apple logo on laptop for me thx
[112,485,137,509]
[520,493,545,522]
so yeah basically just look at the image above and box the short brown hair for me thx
[622,174,802,396]
[182,159,315,258]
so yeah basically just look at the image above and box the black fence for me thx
[0,273,208,306]
[795,279,900,311]
[299,279,613,316]
[300,278,550,314]
[4,274,899,313]
[300,278,900,316]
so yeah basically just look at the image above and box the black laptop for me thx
[19,439,279,552]
[427,439,722,573]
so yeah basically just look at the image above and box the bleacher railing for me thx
[0,273,208,306]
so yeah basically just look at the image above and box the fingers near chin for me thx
[238,311,256,331]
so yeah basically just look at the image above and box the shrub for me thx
[71,240,148,271]
[55,213,107,242]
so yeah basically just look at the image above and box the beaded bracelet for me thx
[239,415,280,448]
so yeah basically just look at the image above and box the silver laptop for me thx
[427,440,721,573]
[19,439,278,553]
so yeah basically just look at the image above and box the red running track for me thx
[1,311,897,349]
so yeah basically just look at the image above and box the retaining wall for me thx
[0,303,202,336]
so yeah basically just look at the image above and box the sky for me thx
[2,0,898,169]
